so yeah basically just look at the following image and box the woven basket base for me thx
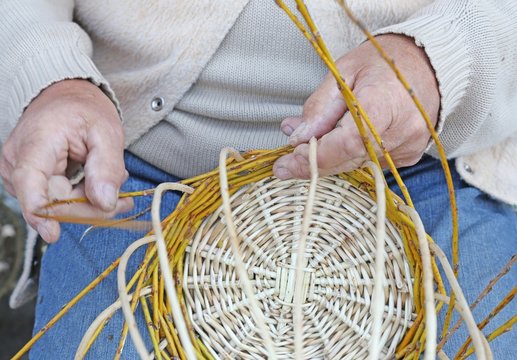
[184,175,414,359]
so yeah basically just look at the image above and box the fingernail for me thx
[289,123,307,145]
[97,183,118,210]
[275,166,292,180]
[120,198,135,213]
[37,223,51,243]
[281,124,295,136]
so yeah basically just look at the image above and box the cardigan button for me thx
[150,97,164,111]
[464,163,473,174]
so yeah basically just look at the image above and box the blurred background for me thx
[0,181,36,359]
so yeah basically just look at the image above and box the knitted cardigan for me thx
[1,0,516,205]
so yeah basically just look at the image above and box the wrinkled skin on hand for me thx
[273,34,440,179]
[0,79,133,243]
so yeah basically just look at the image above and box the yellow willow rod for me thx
[275,1,392,204]
[180,146,290,186]
[337,1,459,340]
[460,314,517,360]
[397,212,446,296]
[396,312,423,357]
[440,255,516,349]
[158,312,180,358]
[114,231,172,359]
[80,267,147,357]
[339,0,458,220]
[406,320,426,360]
[289,0,414,210]
[35,215,151,232]
[11,258,121,360]
[140,295,163,360]
[455,285,517,359]
[41,188,156,208]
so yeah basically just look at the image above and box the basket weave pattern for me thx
[10,1,515,358]
[184,175,413,359]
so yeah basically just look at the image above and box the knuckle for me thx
[338,135,365,161]
[97,119,124,144]
[98,209,115,220]
[303,96,320,116]
[292,157,311,179]
[293,163,310,179]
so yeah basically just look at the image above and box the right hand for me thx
[0,79,133,243]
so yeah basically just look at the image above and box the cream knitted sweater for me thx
[1,0,517,205]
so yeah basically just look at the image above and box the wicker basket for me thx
[183,174,414,359]
[13,2,511,359]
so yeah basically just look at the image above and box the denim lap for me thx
[31,152,182,359]
[31,154,516,359]
[389,156,517,359]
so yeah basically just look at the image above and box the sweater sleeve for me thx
[0,0,118,143]
[374,0,517,159]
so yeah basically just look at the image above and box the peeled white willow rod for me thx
[438,350,451,360]
[76,285,153,359]
[117,236,157,359]
[399,204,436,360]
[152,183,196,360]
[219,147,277,360]
[293,137,319,359]
[149,339,169,360]
[429,242,490,360]
[364,161,387,360]
[439,255,516,350]
[432,293,493,360]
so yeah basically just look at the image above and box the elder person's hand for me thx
[273,34,440,179]
[0,79,133,243]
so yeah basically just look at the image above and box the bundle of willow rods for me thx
[16,142,512,360]
[12,1,516,359]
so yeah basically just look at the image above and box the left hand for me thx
[273,34,440,179]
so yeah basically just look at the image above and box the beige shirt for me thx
[1,0,517,204]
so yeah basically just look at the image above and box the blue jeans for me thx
[31,153,516,359]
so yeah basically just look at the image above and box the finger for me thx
[376,112,431,169]
[280,116,304,136]
[275,85,396,179]
[0,159,15,196]
[11,166,61,243]
[287,112,372,177]
[2,180,15,197]
[288,74,348,146]
[274,116,362,180]
[273,144,366,179]
[315,80,399,168]
[273,147,312,180]
[377,140,426,170]
[273,139,366,180]
[378,154,422,170]
[8,134,65,242]
[65,179,134,217]
[0,142,17,196]
[47,176,134,219]
[83,119,126,212]
[315,113,367,168]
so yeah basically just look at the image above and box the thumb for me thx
[83,122,126,212]
[287,74,348,146]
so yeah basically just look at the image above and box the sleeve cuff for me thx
[0,45,119,143]
[373,5,473,157]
